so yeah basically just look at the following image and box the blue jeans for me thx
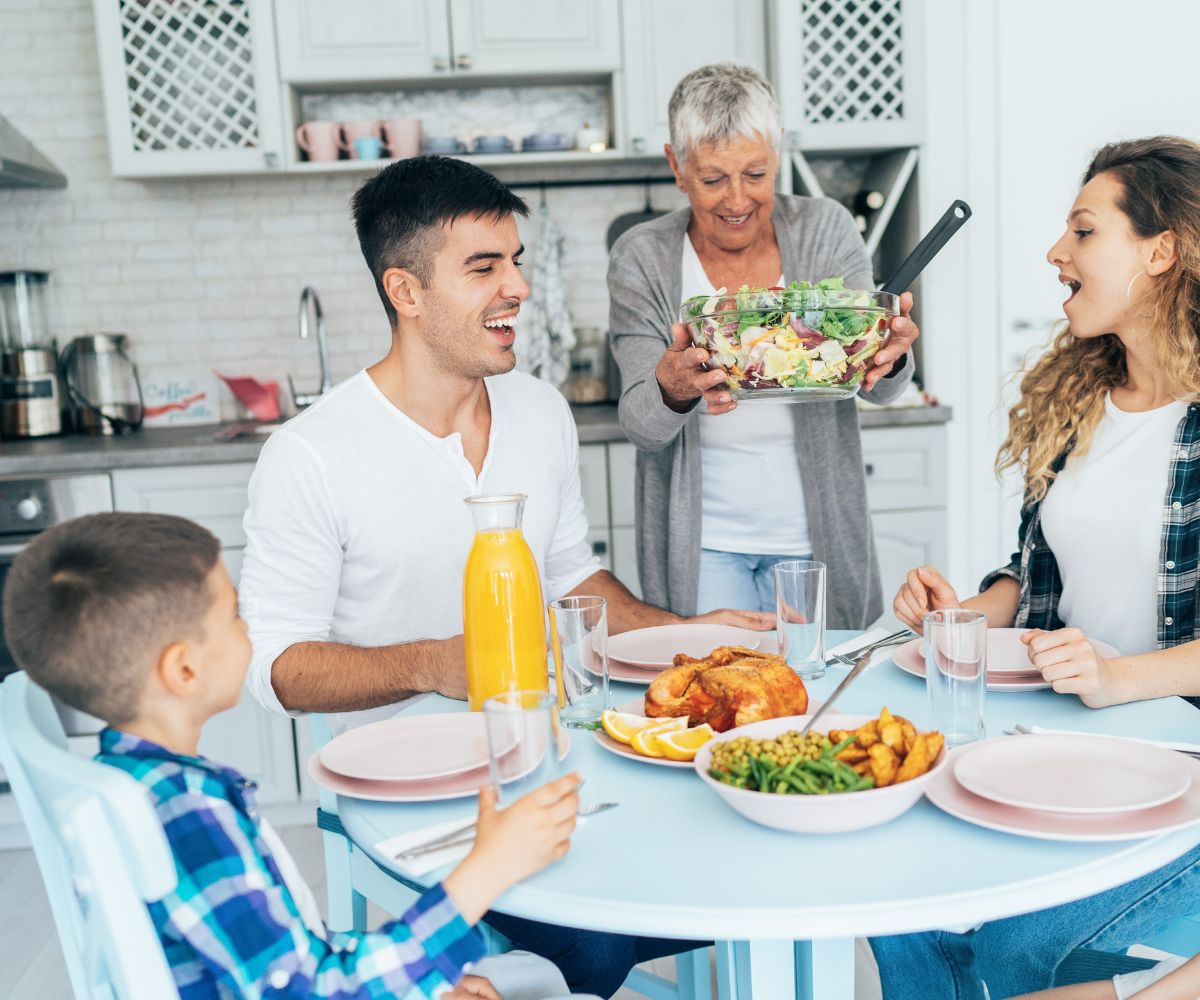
[696,549,812,614]
[869,841,1200,999]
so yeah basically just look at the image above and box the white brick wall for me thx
[0,0,687,417]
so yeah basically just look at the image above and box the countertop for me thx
[0,402,953,478]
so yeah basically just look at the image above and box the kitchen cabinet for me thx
[274,0,620,83]
[619,0,767,156]
[92,0,286,177]
[770,0,925,152]
[110,463,300,806]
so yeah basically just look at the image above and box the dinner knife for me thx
[798,649,875,737]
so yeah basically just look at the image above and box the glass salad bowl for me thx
[680,279,899,401]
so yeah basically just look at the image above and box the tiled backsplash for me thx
[0,0,685,419]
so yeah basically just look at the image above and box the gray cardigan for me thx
[606,195,913,627]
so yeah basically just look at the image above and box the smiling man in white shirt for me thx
[238,155,770,996]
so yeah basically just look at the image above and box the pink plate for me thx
[605,624,762,670]
[892,629,1119,691]
[319,713,490,782]
[607,658,662,685]
[952,734,1191,814]
[307,730,572,803]
[928,748,1200,841]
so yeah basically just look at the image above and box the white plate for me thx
[307,730,572,803]
[319,713,490,782]
[928,748,1200,842]
[605,624,762,670]
[952,734,1191,814]
[591,696,712,769]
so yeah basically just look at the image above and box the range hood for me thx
[0,115,66,190]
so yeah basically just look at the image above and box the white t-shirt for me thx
[1040,393,1188,656]
[683,235,812,555]
[239,369,601,734]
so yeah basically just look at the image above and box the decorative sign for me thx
[141,370,221,427]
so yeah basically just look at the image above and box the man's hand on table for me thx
[689,608,776,631]
[1021,628,1128,709]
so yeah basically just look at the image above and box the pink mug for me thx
[338,120,382,160]
[381,118,421,159]
[295,120,340,162]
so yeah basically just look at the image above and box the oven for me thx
[0,474,113,774]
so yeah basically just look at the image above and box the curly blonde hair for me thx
[997,136,1200,502]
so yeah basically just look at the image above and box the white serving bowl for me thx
[693,713,947,833]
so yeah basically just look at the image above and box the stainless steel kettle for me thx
[60,334,144,435]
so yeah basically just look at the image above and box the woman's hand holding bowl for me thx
[864,291,919,391]
[656,323,738,415]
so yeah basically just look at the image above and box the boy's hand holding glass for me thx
[443,772,580,924]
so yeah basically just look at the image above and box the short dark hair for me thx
[4,512,221,725]
[351,155,529,326]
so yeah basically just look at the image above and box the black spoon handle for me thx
[880,199,972,295]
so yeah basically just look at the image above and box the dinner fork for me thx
[1006,723,1200,759]
[395,802,619,862]
[827,629,915,667]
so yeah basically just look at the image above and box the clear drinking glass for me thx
[924,609,988,746]
[484,690,561,806]
[549,596,609,727]
[774,560,827,679]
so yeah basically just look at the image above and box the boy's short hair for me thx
[4,512,220,725]
[351,154,529,327]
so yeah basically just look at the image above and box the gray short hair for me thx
[668,61,781,165]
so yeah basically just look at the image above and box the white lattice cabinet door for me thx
[620,0,766,156]
[92,0,286,177]
[772,0,924,150]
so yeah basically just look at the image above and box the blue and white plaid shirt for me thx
[982,402,1200,700]
[98,729,485,999]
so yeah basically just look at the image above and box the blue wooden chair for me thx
[309,712,713,998]
[0,672,179,1000]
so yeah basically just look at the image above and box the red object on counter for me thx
[217,374,280,421]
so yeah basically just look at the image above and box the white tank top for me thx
[1040,393,1188,655]
[683,235,812,555]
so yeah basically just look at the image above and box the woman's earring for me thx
[1125,269,1146,303]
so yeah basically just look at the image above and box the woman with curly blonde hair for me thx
[894,134,1200,711]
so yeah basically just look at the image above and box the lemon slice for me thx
[601,710,661,745]
[655,724,716,762]
[630,717,688,758]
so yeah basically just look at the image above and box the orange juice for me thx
[462,496,548,711]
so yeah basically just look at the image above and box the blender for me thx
[0,271,62,437]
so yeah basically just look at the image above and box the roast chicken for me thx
[644,645,809,731]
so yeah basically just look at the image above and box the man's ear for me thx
[156,640,197,697]
[1146,230,1178,277]
[383,267,425,320]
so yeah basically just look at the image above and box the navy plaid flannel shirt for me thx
[982,402,1200,671]
[98,729,485,999]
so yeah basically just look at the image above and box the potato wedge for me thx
[836,745,869,764]
[868,742,899,788]
[896,732,945,783]
[854,720,880,748]
[880,720,905,751]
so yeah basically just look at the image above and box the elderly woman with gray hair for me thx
[607,61,920,626]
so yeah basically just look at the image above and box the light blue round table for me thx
[336,631,1200,999]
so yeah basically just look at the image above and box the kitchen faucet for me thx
[290,285,333,409]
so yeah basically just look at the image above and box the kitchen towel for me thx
[519,205,575,386]
[827,627,905,667]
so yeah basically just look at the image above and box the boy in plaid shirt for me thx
[5,512,583,999]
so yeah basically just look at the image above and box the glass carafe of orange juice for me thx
[463,493,549,711]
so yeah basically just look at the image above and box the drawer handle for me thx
[592,540,608,556]
[865,463,875,476]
